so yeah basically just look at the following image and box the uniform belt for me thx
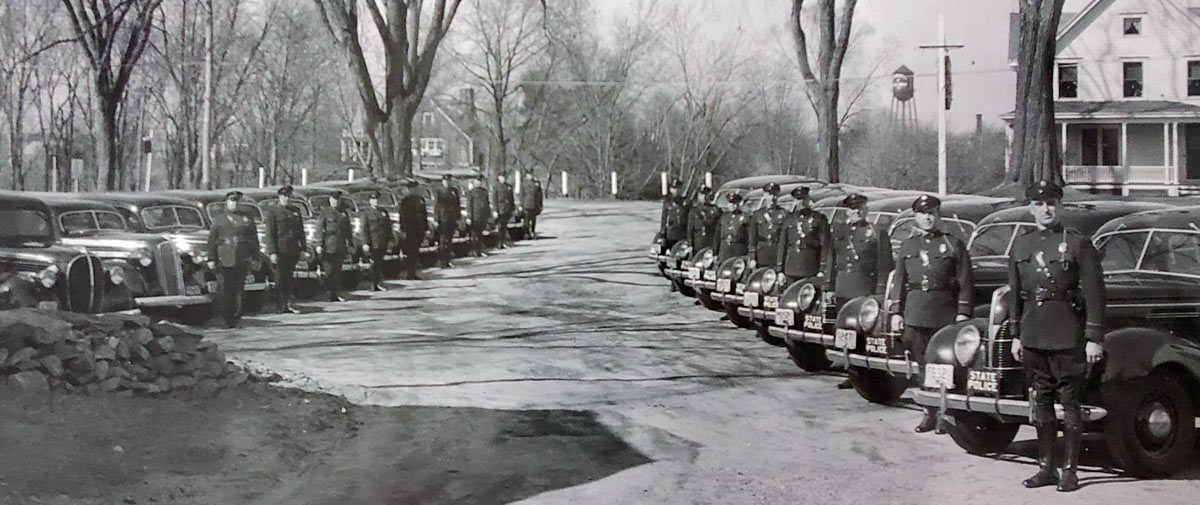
[907,281,959,292]
[1021,288,1081,303]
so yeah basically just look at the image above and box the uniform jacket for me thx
[494,182,516,217]
[206,210,260,269]
[891,228,973,328]
[777,207,832,280]
[434,185,461,225]
[468,186,491,226]
[660,196,689,242]
[315,206,355,257]
[398,193,428,242]
[830,219,894,300]
[262,203,305,258]
[1008,224,1105,349]
[360,206,394,252]
[687,203,721,251]
[522,182,544,215]
[748,204,787,266]
[713,209,750,263]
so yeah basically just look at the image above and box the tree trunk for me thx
[95,89,121,191]
[1009,0,1066,187]
[393,109,414,177]
[817,86,841,183]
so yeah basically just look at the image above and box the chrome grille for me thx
[156,241,184,296]
[65,255,103,313]
[980,320,1024,397]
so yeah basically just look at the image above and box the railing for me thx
[1063,165,1169,185]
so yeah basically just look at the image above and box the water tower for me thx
[891,65,917,127]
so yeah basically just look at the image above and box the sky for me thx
[595,0,1098,131]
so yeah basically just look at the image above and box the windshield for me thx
[871,212,897,230]
[1097,231,1148,272]
[351,191,396,207]
[0,209,53,243]
[59,210,128,236]
[260,198,313,218]
[1140,231,1200,276]
[141,206,206,230]
[310,196,358,213]
[205,202,262,222]
[969,223,1031,257]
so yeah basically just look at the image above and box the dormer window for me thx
[421,112,434,126]
[1123,61,1143,97]
[1057,63,1078,98]
[1123,17,1142,35]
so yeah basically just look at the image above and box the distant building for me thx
[1004,0,1200,196]
[411,89,484,174]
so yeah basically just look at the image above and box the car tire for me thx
[945,412,1020,455]
[173,305,213,326]
[756,322,785,346]
[847,366,908,404]
[785,339,831,372]
[724,302,754,329]
[673,278,696,298]
[697,290,723,311]
[1103,373,1197,478]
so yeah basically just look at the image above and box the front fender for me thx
[1102,327,1200,384]
[925,319,986,366]
[835,295,881,331]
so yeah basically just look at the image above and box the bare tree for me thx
[789,0,859,183]
[0,1,63,190]
[313,0,464,178]
[61,0,164,190]
[1009,0,1066,187]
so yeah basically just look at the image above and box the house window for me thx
[419,138,446,157]
[1123,61,1143,97]
[1123,17,1142,35]
[421,112,434,125]
[1188,61,1200,96]
[1081,126,1120,166]
[1057,64,1078,98]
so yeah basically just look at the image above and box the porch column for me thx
[1174,122,1182,184]
[1164,123,1171,185]
[1060,122,1068,158]
[1121,122,1129,196]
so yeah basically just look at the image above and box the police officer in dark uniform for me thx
[659,177,689,250]
[263,185,306,313]
[1009,181,1105,493]
[889,194,973,433]
[360,191,393,291]
[398,179,428,280]
[315,191,355,301]
[712,192,750,263]
[522,172,544,238]
[686,186,720,251]
[748,182,787,270]
[493,172,516,248]
[776,186,831,284]
[206,191,261,328]
[434,174,461,268]
[467,176,492,257]
[828,193,894,303]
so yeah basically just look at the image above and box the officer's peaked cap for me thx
[698,185,712,194]
[277,185,294,196]
[726,192,743,204]
[1026,180,1063,202]
[225,190,243,200]
[912,194,941,213]
[841,193,868,208]
[790,186,811,199]
[329,190,343,198]
[368,190,381,199]
[762,182,781,195]
[668,177,683,188]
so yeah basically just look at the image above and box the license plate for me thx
[37,301,59,310]
[206,281,218,292]
[822,291,836,305]
[743,292,759,307]
[185,285,201,296]
[735,284,745,295]
[774,309,795,326]
[834,328,857,350]
[967,370,999,393]
[716,279,731,292]
[650,246,660,256]
[803,314,824,331]
[703,271,717,281]
[295,260,308,270]
[764,296,779,309]
[924,364,956,389]
[687,268,701,280]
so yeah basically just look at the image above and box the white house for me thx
[1005,0,1200,195]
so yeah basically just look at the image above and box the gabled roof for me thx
[1007,11,1079,63]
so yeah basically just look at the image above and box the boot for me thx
[1023,423,1060,488]
[1057,427,1081,492]
[914,407,937,433]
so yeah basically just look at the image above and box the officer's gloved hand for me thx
[206,261,216,271]
[1085,341,1103,363]
[891,314,904,332]
[269,253,278,264]
[362,244,370,253]
[955,314,969,322]
[316,246,323,256]
[1011,338,1023,362]
[748,260,757,270]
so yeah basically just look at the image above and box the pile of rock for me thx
[0,309,247,395]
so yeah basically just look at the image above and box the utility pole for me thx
[919,14,963,195]
[200,0,214,189]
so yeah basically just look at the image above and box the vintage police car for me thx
[0,192,132,313]
[914,205,1200,478]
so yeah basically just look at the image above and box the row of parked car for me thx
[651,174,1200,478]
[0,172,526,324]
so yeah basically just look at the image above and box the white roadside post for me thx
[348,168,355,182]
[50,156,58,192]
[143,132,154,192]
[660,172,668,196]
[71,159,83,192]
[561,170,568,197]
[258,166,265,188]
[611,171,618,196]
[301,168,308,186]
[515,173,522,195]
[705,171,713,188]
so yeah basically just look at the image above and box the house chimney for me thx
[975,114,983,135]
[460,88,477,124]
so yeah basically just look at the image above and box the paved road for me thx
[207,199,1199,505]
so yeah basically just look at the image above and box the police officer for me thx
[776,186,831,284]
[263,185,306,313]
[748,182,787,269]
[828,193,893,303]
[522,173,544,238]
[205,191,260,328]
[467,176,492,257]
[687,186,720,252]
[315,191,355,301]
[1009,181,1104,493]
[398,179,428,280]
[360,191,393,291]
[889,194,973,433]
[659,177,689,250]
[434,174,461,268]
[493,172,516,248]
[712,192,750,263]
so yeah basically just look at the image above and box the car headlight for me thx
[732,258,746,278]
[797,283,817,310]
[108,265,126,285]
[954,324,982,366]
[857,298,879,332]
[135,250,153,267]
[38,265,59,289]
[191,252,206,265]
[700,249,714,268]
[676,243,692,259]
[761,268,778,292]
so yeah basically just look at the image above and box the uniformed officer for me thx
[659,177,689,250]
[434,174,461,268]
[686,186,720,251]
[776,186,831,284]
[828,193,894,303]
[888,194,973,433]
[398,179,428,280]
[1009,181,1105,493]
[205,191,261,328]
[360,191,393,291]
[263,185,306,313]
[522,173,544,238]
[712,192,750,263]
[467,176,492,257]
[315,191,355,301]
[493,172,516,248]
[748,182,787,269]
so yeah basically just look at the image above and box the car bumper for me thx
[826,350,921,377]
[767,325,833,346]
[911,388,1108,422]
[244,282,268,292]
[736,306,776,321]
[135,294,213,308]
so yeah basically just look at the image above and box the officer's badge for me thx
[939,243,948,254]
[919,250,930,266]
[1035,251,1047,268]
[865,227,874,237]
